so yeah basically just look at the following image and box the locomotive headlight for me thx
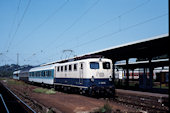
[109,76,112,81]
[91,76,94,82]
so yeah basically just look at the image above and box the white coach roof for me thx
[29,64,57,72]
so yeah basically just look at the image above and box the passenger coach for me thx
[29,64,56,85]
[13,70,20,80]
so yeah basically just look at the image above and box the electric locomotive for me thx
[13,57,115,96]
[54,57,115,96]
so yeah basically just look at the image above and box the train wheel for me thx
[79,89,83,95]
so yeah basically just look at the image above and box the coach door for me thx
[54,66,57,78]
[79,62,84,84]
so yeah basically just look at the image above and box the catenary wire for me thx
[4,0,22,53]
[46,0,151,50]
[43,0,100,49]
[6,0,31,53]
[70,13,168,49]
[13,0,69,49]
[6,0,69,65]
[40,13,168,64]
[27,0,152,63]
[23,0,100,63]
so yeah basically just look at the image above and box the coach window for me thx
[43,71,45,76]
[74,64,77,71]
[39,72,41,76]
[40,71,42,77]
[38,72,41,77]
[65,65,67,71]
[47,71,49,76]
[90,62,99,69]
[103,62,111,69]
[69,65,72,71]
[45,71,47,77]
[48,71,50,77]
[49,71,52,77]
[48,71,51,77]
[47,71,49,77]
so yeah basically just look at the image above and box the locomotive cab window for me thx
[90,62,99,69]
[103,62,111,69]
[61,66,63,72]
[80,63,83,69]
[74,64,77,71]
[69,65,72,71]
[57,66,60,72]
[65,65,67,71]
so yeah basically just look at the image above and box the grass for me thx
[7,79,27,86]
[153,84,169,89]
[33,88,56,95]
[0,77,7,81]
[94,103,112,113]
[0,78,27,86]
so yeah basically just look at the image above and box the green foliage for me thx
[0,64,33,77]
[33,88,56,94]
[0,64,19,77]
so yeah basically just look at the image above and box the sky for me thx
[0,0,169,66]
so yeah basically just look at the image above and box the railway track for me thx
[113,89,169,112]
[0,83,36,113]
[1,79,169,113]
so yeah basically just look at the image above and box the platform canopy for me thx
[86,34,169,61]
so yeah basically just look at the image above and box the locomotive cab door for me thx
[79,62,84,84]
